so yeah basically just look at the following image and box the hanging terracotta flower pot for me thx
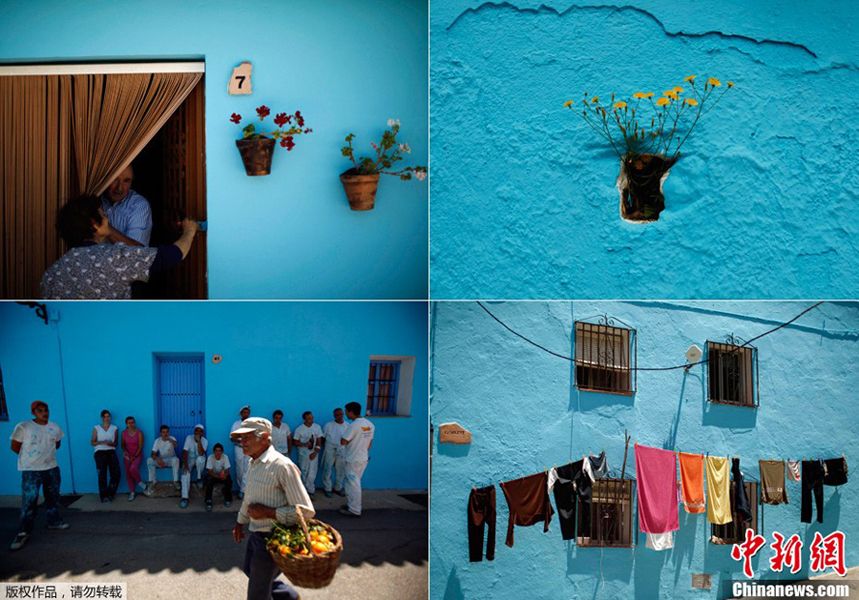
[236,138,276,176]
[340,169,380,211]
[617,153,677,222]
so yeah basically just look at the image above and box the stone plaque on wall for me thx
[228,62,253,95]
[439,422,472,444]
[691,574,711,590]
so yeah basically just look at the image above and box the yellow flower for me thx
[613,101,627,109]
[673,86,684,93]
[663,90,679,100]
[591,96,600,103]
[684,74,697,83]
[727,81,735,88]
[708,77,721,87]
[632,91,654,99]
[563,100,574,107]
[684,98,698,106]
[656,97,670,107]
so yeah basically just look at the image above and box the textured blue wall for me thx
[430,1,859,299]
[430,301,859,599]
[0,301,428,494]
[0,0,428,299]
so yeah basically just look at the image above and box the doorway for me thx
[154,353,205,451]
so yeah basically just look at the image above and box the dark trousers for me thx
[467,486,496,562]
[94,450,120,500]
[19,467,63,533]
[552,460,589,540]
[801,460,825,523]
[205,474,233,502]
[732,458,752,522]
[243,531,299,600]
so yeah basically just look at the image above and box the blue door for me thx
[155,354,205,452]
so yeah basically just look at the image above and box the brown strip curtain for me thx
[0,70,201,298]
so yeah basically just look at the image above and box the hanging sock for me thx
[500,471,554,547]
[634,444,679,538]
[705,456,732,525]
[645,532,674,551]
[678,452,706,514]
[759,460,789,505]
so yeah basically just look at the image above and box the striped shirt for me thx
[238,444,314,532]
[102,190,152,246]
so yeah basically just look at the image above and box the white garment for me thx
[293,423,323,449]
[93,424,117,452]
[321,444,346,493]
[181,455,207,498]
[342,418,374,463]
[147,456,180,482]
[206,454,231,475]
[297,447,320,494]
[10,420,64,471]
[151,436,178,458]
[344,460,368,515]
[234,446,251,493]
[547,467,559,492]
[322,420,349,447]
[271,423,291,454]
[645,532,675,551]
[182,434,208,461]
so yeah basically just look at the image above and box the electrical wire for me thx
[476,301,824,371]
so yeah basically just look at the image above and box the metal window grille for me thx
[577,478,635,547]
[710,481,759,544]
[574,319,637,395]
[706,337,758,407]
[367,360,400,416]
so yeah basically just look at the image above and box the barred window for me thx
[706,341,758,407]
[710,481,758,544]
[367,360,400,416]
[574,322,635,395]
[577,478,635,547]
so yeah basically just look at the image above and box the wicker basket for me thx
[268,509,343,589]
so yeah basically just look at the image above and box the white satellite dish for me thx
[685,344,703,364]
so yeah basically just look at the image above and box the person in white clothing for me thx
[230,405,252,499]
[270,409,291,456]
[179,424,208,509]
[339,402,375,517]
[145,425,179,495]
[91,409,120,503]
[292,411,323,495]
[321,407,348,498]
[204,443,233,511]
[9,401,70,551]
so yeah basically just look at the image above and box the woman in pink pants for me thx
[121,416,144,501]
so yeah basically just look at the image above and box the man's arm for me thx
[106,226,143,247]
[11,440,22,454]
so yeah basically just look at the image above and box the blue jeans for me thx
[243,531,299,600]
[19,467,63,533]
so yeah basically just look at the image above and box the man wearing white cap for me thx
[292,411,323,496]
[179,424,208,509]
[321,407,348,498]
[339,402,375,517]
[231,417,313,600]
[231,405,252,499]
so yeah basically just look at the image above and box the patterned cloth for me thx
[41,244,157,299]
[102,190,152,246]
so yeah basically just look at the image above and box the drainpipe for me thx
[51,310,77,494]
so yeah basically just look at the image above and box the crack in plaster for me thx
[447,3,820,60]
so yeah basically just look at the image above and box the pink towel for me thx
[635,443,679,534]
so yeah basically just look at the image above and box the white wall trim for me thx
[0,62,205,76]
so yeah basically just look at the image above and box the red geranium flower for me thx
[280,136,296,151]
[230,113,242,124]
[304,128,313,134]
[256,105,271,119]
[274,112,289,127]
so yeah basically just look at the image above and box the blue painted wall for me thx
[430,301,859,599]
[0,0,428,299]
[0,301,428,494]
[430,1,859,299]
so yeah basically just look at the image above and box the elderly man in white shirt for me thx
[231,405,252,499]
[270,409,292,456]
[179,424,208,509]
[145,425,180,495]
[292,411,323,496]
[321,407,348,498]
[232,417,313,600]
[339,402,375,517]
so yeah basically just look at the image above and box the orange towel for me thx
[678,452,706,514]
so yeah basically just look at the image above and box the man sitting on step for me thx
[144,425,180,496]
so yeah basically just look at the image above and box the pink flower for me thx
[387,118,400,128]
[230,113,241,124]
[398,143,411,154]
[414,169,427,181]
[256,105,271,119]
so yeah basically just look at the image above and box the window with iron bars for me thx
[574,321,635,395]
[366,360,400,416]
[576,478,635,547]
[706,340,758,407]
[710,481,759,544]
